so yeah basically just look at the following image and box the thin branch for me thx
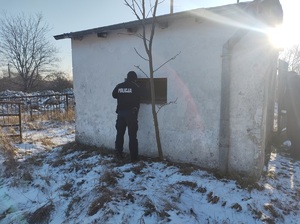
[134,0,144,16]
[148,0,165,17]
[156,98,178,114]
[134,48,149,61]
[134,65,149,78]
[280,44,300,73]
[154,51,181,72]
[124,0,142,21]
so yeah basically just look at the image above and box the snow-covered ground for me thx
[0,120,299,224]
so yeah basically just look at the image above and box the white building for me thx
[55,1,283,181]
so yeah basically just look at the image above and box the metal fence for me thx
[0,93,74,141]
[0,93,74,117]
[0,101,22,141]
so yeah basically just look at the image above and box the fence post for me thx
[18,103,22,142]
[66,94,69,115]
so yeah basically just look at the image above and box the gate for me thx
[0,101,22,141]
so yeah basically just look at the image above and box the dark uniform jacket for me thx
[112,80,140,113]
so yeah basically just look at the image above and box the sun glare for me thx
[267,25,286,49]
[268,10,300,49]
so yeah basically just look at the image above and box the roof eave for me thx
[53,2,252,40]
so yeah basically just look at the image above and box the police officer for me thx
[112,71,140,162]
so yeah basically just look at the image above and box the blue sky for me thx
[0,0,296,75]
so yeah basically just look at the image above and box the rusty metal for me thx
[0,101,22,141]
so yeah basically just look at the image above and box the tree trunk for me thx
[149,58,163,159]
[125,0,163,160]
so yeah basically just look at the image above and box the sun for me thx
[267,23,300,49]
[268,2,300,49]
[267,25,286,49]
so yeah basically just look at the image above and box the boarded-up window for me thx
[136,78,167,104]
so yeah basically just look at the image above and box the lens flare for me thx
[267,25,285,49]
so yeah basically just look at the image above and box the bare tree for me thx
[124,0,163,159]
[279,44,300,74]
[125,0,180,160]
[0,13,58,92]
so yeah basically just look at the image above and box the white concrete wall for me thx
[71,9,277,179]
[228,32,277,179]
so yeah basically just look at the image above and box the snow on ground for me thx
[0,120,300,224]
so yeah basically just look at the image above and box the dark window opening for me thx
[136,78,167,104]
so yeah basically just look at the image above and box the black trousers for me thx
[115,110,138,160]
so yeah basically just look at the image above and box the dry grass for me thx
[0,116,20,126]
[26,202,54,224]
[100,169,119,187]
[0,108,75,178]
[50,108,75,122]
[0,128,18,166]
[40,109,75,122]
[26,120,45,131]
[23,108,75,130]
[177,180,197,189]
[66,196,81,217]
[87,188,113,216]
[60,141,112,158]
[40,137,56,148]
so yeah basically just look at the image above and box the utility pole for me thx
[170,0,173,14]
[7,63,11,78]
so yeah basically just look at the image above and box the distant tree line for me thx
[0,71,73,93]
